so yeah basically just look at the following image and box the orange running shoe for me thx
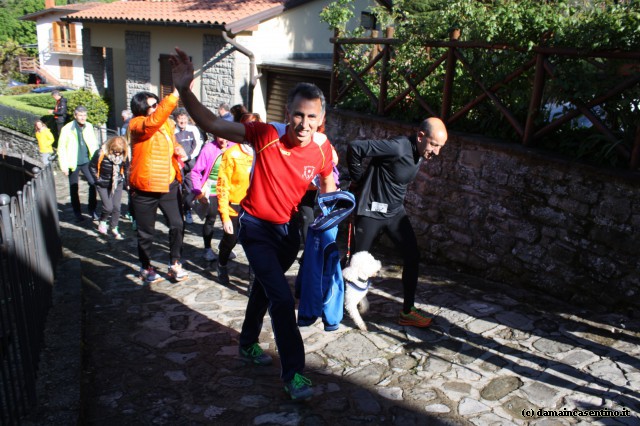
[398,307,433,327]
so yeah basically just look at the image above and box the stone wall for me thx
[202,35,235,111]
[82,28,105,95]
[326,110,640,309]
[125,31,151,103]
[0,125,41,161]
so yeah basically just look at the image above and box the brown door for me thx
[59,59,73,80]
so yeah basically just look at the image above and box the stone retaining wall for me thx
[326,110,640,309]
[0,125,41,161]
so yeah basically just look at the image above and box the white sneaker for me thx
[185,210,193,224]
[112,227,124,240]
[204,248,217,261]
[98,221,108,235]
[168,262,189,282]
[139,266,161,283]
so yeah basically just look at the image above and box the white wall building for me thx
[20,0,101,87]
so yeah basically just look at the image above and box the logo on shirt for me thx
[302,166,316,180]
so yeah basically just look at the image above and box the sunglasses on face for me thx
[147,101,158,110]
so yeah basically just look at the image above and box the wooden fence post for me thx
[631,125,640,169]
[378,29,391,116]
[441,28,460,122]
[330,28,340,107]
[523,52,547,146]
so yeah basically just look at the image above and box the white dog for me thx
[342,251,382,331]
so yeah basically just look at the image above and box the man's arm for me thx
[347,138,397,183]
[319,173,337,194]
[216,152,234,233]
[57,124,70,174]
[169,48,245,143]
[85,123,100,156]
[59,97,67,116]
[188,124,204,158]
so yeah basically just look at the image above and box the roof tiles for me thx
[67,0,287,28]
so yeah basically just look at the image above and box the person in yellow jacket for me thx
[34,119,55,166]
[128,88,189,284]
[215,142,255,284]
[57,106,99,223]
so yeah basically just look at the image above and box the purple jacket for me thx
[190,141,236,196]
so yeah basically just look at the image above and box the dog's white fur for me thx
[343,251,382,331]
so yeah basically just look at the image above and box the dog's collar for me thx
[346,278,370,292]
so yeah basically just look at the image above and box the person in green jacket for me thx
[57,105,100,223]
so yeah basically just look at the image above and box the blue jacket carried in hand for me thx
[296,191,356,331]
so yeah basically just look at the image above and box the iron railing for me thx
[0,156,61,424]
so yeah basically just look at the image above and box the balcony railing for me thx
[18,57,38,74]
[49,40,81,54]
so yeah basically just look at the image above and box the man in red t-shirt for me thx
[170,48,336,401]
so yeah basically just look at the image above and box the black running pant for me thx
[353,212,420,312]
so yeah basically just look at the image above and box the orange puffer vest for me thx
[129,94,182,193]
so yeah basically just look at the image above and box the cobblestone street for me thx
[47,172,640,425]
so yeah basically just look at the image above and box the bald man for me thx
[347,117,448,327]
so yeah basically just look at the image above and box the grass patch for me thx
[0,92,67,116]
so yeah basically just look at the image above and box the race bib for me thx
[371,201,388,213]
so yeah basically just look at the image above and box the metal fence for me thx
[0,156,61,424]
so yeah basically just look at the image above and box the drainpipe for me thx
[222,31,261,110]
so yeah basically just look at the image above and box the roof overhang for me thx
[20,3,101,21]
[60,0,384,36]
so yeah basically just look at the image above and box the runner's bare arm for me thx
[169,47,245,143]
[319,173,337,193]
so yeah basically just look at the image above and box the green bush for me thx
[67,89,109,126]
[0,88,108,140]
[13,92,60,109]
[1,116,34,134]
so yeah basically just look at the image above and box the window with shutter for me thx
[51,21,79,52]
[159,54,183,106]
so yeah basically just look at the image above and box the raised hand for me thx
[169,47,194,92]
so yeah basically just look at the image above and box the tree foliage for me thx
[0,0,40,48]
[319,0,355,32]
[326,0,640,167]
[0,39,28,81]
[67,89,110,126]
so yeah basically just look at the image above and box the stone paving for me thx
[52,172,639,425]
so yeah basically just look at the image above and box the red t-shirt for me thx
[241,122,334,224]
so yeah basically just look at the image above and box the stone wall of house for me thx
[104,48,116,130]
[326,110,640,309]
[125,31,151,103]
[0,125,41,161]
[82,29,105,95]
[202,35,235,111]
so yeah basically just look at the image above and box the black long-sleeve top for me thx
[89,150,130,189]
[53,96,67,123]
[347,135,422,218]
